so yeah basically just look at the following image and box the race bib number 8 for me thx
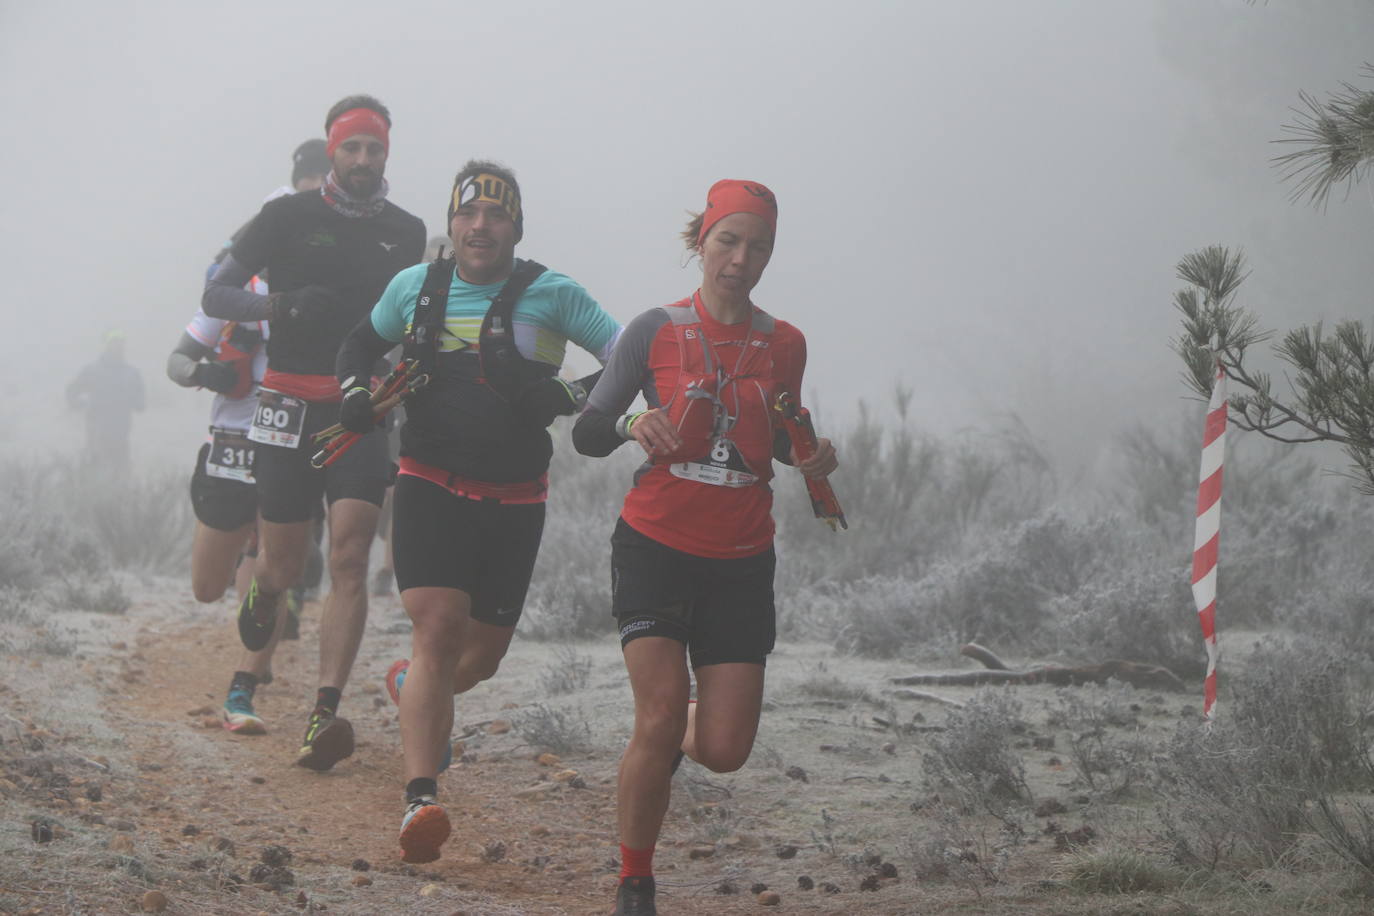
[206,428,255,482]
[248,390,307,449]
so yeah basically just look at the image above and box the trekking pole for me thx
[310,360,426,468]
[775,392,848,531]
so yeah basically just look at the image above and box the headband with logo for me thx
[698,179,777,245]
[326,108,391,158]
[449,173,524,240]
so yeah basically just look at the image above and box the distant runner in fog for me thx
[573,180,838,916]
[203,94,425,774]
[66,330,144,471]
[166,139,331,735]
[336,161,621,864]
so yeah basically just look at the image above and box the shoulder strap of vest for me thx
[401,254,458,379]
[478,259,549,400]
[480,259,547,340]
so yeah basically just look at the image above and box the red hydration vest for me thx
[653,293,783,487]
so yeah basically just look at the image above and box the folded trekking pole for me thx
[775,392,847,531]
[310,359,426,468]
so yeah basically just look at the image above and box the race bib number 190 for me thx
[248,390,307,449]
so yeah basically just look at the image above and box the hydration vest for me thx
[653,293,782,484]
[215,321,264,400]
[402,255,553,399]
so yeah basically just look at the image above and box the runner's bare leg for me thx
[317,497,379,690]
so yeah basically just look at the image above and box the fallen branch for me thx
[888,688,966,708]
[889,643,1186,692]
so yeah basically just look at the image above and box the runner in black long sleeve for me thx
[203,95,425,771]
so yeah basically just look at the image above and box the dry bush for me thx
[1155,638,1374,872]
[923,688,1032,824]
[512,703,593,755]
[1046,684,1152,798]
[536,645,592,696]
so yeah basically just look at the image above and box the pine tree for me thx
[1174,69,1374,491]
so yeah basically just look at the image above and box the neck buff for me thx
[321,169,389,219]
[698,179,777,245]
[449,172,524,241]
[325,108,390,158]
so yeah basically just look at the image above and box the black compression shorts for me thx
[391,473,545,626]
[253,399,390,524]
[190,442,257,532]
[610,517,775,667]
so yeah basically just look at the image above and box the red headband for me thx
[698,179,778,245]
[326,108,390,158]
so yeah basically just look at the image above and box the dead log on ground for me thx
[888,642,1186,692]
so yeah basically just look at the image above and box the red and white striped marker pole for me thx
[1190,359,1227,721]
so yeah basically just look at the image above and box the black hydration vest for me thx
[402,255,554,399]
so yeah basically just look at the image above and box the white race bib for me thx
[205,428,255,482]
[247,390,307,449]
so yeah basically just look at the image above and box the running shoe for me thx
[222,688,266,735]
[283,588,303,641]
[385,659,453,773]
[613,876,657,916]
[295,709,355,771]
[237,580,279,652]
[398,795,450,864]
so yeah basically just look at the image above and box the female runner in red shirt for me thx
[573,180,839,916]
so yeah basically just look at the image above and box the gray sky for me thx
[3,0,1371,469]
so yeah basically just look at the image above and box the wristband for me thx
[615,411,646,440]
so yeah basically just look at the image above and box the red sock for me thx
[620,843,655,880]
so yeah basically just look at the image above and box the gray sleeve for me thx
[584,307,667,416]
[202,254,272,321]
[167,332,211,386]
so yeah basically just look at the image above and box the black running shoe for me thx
[237,580,279,652]
[613,876,656,916]
[295,710,354,771]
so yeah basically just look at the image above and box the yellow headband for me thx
[451,173,522,224]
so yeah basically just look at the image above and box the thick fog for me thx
[3,0,1371,471]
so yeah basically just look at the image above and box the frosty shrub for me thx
[1229,638,1374,789]
[904,512,1119,651]
[1045,684,1151,798]
[782,574,953,657]
[537,645,593,696]
[923,688,1032,823]
[1041,569,1201,679]
[1155,638,1374,871]
[75,468,192,573]
[513,703,593,755]
[0,459,134,647]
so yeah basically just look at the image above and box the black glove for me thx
[515,370,602,427]
[269,285,339,325]
[191,360,239,394]
[338,385,376,434]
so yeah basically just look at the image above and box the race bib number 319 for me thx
[206,428,255,482]
[248,390,307,449]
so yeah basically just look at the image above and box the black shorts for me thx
[253,399,390,524]
[391,473,545,626]
[610,517,775,667]
[189,442,257,532]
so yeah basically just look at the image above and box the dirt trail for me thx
[3,586,935,915]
